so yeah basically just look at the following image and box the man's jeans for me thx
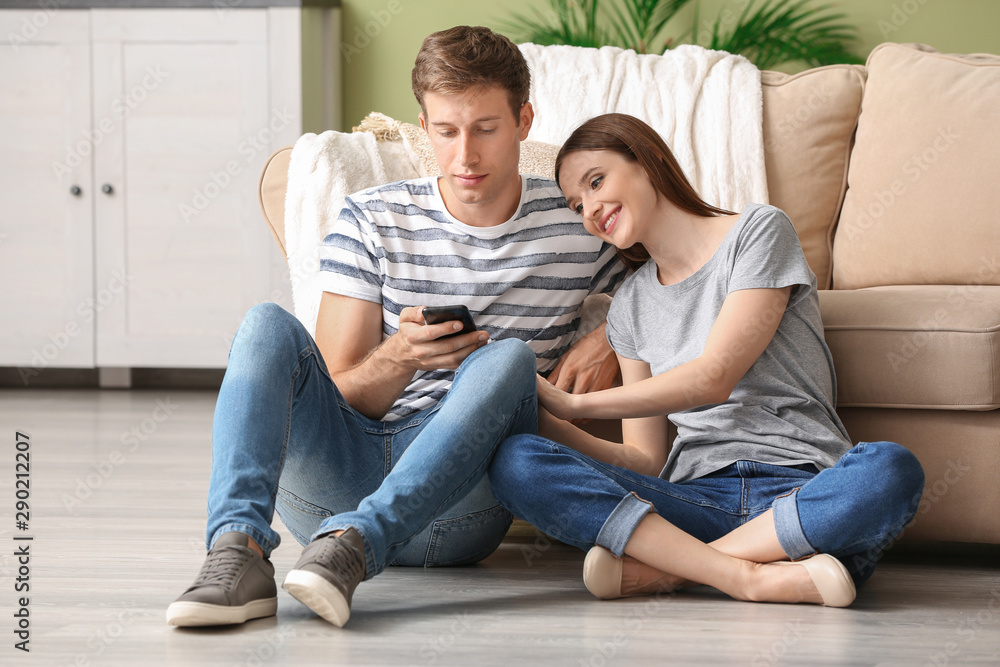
[489,435,925,583]
[206,302,537,578]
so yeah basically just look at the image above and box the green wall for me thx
[336,0,1000,131]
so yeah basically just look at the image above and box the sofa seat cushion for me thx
[819,285,1000,410]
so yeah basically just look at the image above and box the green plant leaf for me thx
[500,0,611,49]
[605,0,693,53]
[704,0,862,69]
[500,0,862,69]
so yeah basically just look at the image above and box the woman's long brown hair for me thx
[555,113,734,271]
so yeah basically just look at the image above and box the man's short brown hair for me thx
[411,26,531,121]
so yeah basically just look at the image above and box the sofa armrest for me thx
[257,146,294,261]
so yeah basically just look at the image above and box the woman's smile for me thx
[601,206,621,234]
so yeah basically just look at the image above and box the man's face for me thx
[419,85,533,226]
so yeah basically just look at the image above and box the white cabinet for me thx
[0,6,339,377]
[0,11,94,370]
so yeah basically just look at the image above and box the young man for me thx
[166,26,626,629]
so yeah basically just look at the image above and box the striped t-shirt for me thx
[318,175,626,421]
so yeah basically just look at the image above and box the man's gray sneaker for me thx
[282,528,366,628]
[166,532,277,626]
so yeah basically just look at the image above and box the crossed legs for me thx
[489,435,925,605]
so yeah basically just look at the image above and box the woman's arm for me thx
[538,286,792,421]
[537,356,670,476]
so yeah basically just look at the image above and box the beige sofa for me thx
[258,42,1000,546]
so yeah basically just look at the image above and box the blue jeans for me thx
[489,435,925,583]
[206,303,537,578]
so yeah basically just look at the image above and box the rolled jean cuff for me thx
[772,487,817,561]
[211,523,278,558]
[595,492,655,557]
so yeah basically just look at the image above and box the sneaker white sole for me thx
[282,569,351,627]
[165,597,277,627]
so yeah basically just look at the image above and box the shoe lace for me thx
[193,547,251,590]
[321,539,365,582]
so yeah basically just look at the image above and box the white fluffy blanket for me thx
[519,43,768,211]
[284,113,427,337]
[284,131,387,337]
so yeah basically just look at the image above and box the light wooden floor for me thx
[1,388,998,666]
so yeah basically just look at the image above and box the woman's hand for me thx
[537,405,571,442]
[536,373,580,421]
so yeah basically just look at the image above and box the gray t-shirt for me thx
[606,203,852,483]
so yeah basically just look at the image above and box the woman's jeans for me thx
[489,435,925,584]
[205,302,537,579]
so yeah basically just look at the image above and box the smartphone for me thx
[422,305,477,339]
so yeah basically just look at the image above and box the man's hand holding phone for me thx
[389,305,487,372]
[422,305,477,337]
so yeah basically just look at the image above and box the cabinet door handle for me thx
[102,184,114,195]
[70,185,82,196]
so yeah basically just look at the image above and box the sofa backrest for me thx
[760,65,866,290]
[258,146,293,259]
[260,43,999,293]
[832,43,1000,289]
[260,71,868,292]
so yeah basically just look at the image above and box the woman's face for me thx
[558,150,660,248]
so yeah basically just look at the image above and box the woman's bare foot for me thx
[754,561,824,604]
[743,557,855,606]
[584,546,688,599]
[619,555,690,597]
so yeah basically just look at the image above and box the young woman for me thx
[487,113,925,607]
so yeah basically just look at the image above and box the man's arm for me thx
[547,244,628,395]
[314,291,488,420]
[546,322,619,395]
